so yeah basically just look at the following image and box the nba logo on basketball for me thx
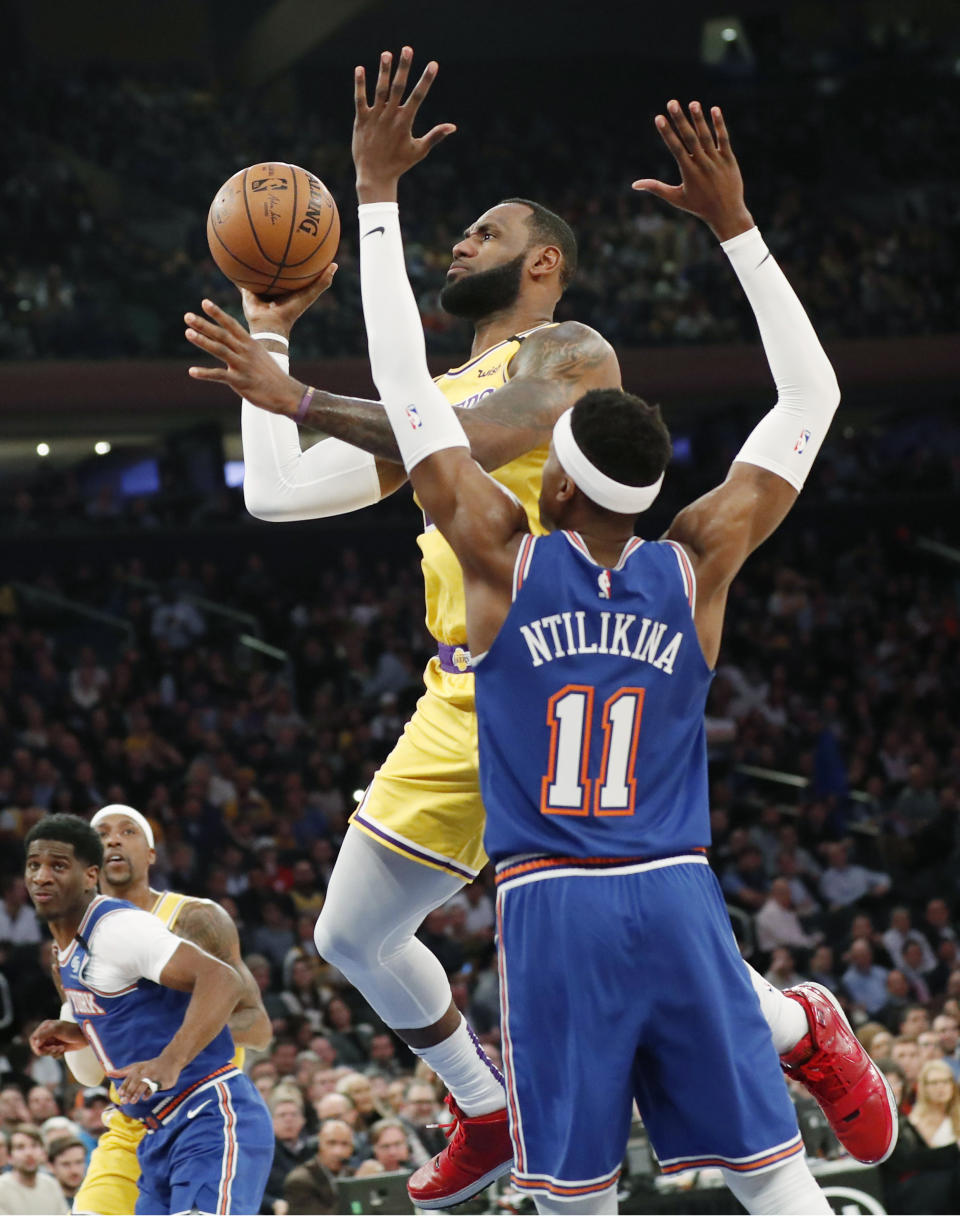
[598,570,611,599]
[794,428,811,454]
[405,405,423,430]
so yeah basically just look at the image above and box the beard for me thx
[439,252,525,320]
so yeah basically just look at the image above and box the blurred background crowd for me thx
[3,1,960,1213]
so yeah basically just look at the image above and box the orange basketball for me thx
[206,162,340,296]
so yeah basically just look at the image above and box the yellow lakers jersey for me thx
[421,325,555,645]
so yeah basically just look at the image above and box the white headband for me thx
[90,804,155,850]
[552,408,664,514]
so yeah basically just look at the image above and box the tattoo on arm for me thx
[174,901,266,1031]
[298,324,619,469]
[173,901,237,965]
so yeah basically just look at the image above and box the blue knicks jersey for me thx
[475,531,714,862]
[58,896,236,1121]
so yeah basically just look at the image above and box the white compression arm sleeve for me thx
[240,350,382,521]
[59,1001,105,1086]
[723,227,840,491]
[358,202,468,472]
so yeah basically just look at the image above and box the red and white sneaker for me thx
[407,1095,514,1209]
[780,982,898,1164]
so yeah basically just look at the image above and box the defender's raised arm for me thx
[636,102,840,666]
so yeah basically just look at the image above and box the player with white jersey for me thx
[183,49,897,1207]
[26,815,273,1216]
[57,804,271,1216]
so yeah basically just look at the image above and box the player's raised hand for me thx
[353,45,456,203]
[29,1019,87,1058]
[240,262,338,342]
[185,300,306,416]
[632,101,754,242]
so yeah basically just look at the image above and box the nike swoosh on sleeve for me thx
[362,227,385,238]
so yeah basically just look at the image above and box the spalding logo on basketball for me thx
[206,162,340,296]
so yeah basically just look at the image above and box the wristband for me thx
[294,385,315,424]
[252,332,289,347]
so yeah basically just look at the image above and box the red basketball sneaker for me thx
[406,1096,514,1209]
[780,982,898,1164]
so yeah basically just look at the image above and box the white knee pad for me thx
[313,825,466,1028]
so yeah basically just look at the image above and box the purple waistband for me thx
[437,642,473,674]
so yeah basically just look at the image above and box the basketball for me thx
[206,162,340,296]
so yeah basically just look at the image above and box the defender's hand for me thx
[632,101,754,242]
[115,1054,181,1104]
[241,262,338,341]
[30,1019,87,1057]
[186,300,305,415]
[353,45,456,203]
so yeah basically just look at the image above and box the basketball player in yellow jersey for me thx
[186,47,890,1208]
[60,805,271,1216]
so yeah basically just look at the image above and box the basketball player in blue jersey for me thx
[184,48,896,1207]
[25,815,273,1216]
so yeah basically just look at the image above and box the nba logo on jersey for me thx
[405,404,423,430]
[597,569,612,599]
[794,428,811,454]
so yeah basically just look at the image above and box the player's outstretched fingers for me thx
[374,51,393,106]
[712,106,732,156]
[354,65,369,114]
[666,100,699,155]
[653,112,691,163]
[688,101,717,153]
[403,59,439,112]
[200,299,248,338]
[389,45,413,104]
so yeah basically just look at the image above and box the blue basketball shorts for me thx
[135,1072,273,1215]
[495,855,802,1202]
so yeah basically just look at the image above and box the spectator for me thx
[46,1137,86,1205]
[323,999,374,1068]
[721,845,768,912]
[923,899,958,954]
[400,1081,448,1162]
[0,1087,30,1132]
[0,877,41,945]
[842,938,890,1016]
[755,878,822,952]
[891,1037,922,1108]
[75,1087,108,1156]
[0,1124,67,1215]
[879,969,913,1031]
[335,1073,387,1133]
[882,1059,960,1214]
[819,842,890,910]
[919,1030,947,1065]
[26,1086,58,1124]
[933,1013,960,1080]
[283,1118,355,1216]
[764,946,806,991]
[368,1117,411,1172]
[869,1029,894,1061]
[263,1090,312,1215]
[882,906,937,972]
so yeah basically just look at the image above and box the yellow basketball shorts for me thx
[73,1108,143,1216]
[351,658,487,879]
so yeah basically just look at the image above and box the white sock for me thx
[722,1153,832,1214]
[744,962,808,1054]
[412,1015,506,1116]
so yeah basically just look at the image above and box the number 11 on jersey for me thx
[540,685,646,817]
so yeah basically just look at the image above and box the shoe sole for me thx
[409,1158,514,1210]
[802,981,899,1165]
